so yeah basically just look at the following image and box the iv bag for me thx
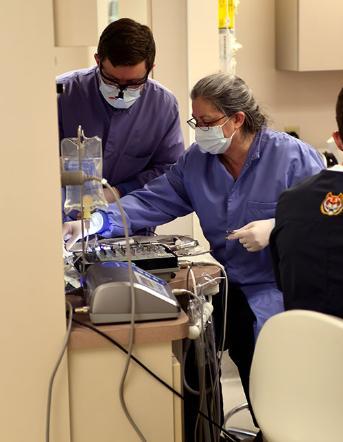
[61,133,108,215]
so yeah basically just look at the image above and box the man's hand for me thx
[227,219,275,252]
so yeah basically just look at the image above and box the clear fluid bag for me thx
[61,130,108,215]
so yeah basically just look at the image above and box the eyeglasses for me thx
[99,65,148,91]
[187,115,228,131]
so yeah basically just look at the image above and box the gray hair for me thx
[190,73,267,134]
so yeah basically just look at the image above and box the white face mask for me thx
[98,76,142,109]
[195,119,236,154]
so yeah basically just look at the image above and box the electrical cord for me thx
[204,319,222,441]
[194,299,207,442]
[175,268,229,442]
[182,338,217,397]
[46,301,73,442]
[172,288,198,298]
[189,266,198,298]
[186,265,205,442]
[179,261,229,362]
[95,177,145,442]
[182,340,200,395]
[201,265,229,437]
[186,263,193,292]
[196,275,225,290]
[212,266,229,417]
[179,260,230,439]
[196,290,222,442]
[70,172,145,441]
[71,318,236,441]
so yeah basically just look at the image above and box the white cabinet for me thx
[275,0,343,71]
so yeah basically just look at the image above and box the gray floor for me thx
[221,352,259,436]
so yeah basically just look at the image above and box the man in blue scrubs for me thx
[64,73,324,438]
[57,18,184,201]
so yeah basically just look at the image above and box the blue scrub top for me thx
[57,66,184,196]
[101,128,324,335]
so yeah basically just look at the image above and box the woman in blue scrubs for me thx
[64,73,324,431]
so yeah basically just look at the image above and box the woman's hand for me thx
[227,219,275,252]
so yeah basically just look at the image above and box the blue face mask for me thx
[98,76,142,109]
[195,120,236,154]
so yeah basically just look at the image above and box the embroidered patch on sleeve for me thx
[320,192,343,216]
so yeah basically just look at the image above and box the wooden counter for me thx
[70,310,189,349]
[67,263,221,442]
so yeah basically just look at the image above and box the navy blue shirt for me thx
[271,167,343,318]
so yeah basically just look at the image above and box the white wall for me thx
[152,0,219,242]
[0,2,70,441]
[54,0,150,75]
[235,0,342,151]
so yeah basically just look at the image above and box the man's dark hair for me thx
[336,87,343,139]
[97,18,155,73]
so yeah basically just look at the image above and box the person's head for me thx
[94,18,155,89]
[333,87,343,150]
[189,73,267,138]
